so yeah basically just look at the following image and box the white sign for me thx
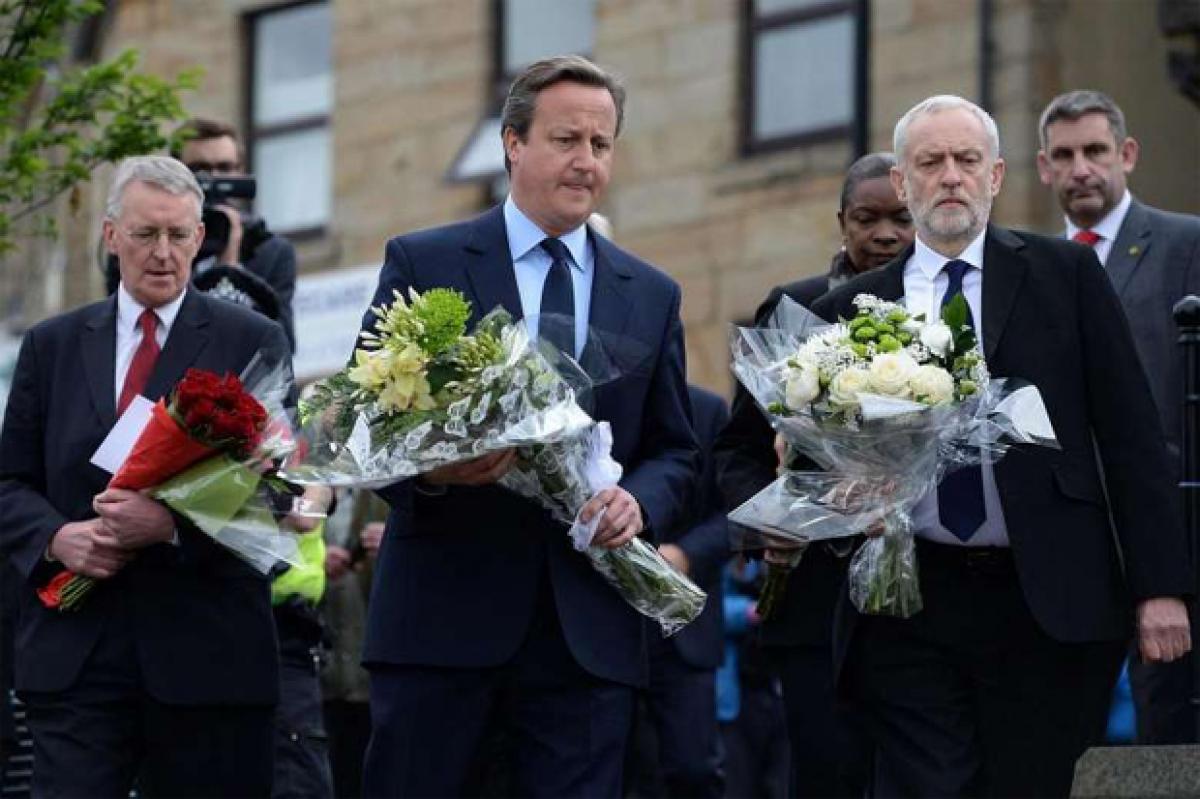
[292,264,380,383]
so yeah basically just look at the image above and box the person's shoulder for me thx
[594,234,680,297]
[195,291,282,335]
[1137,201,1200,239]
[996,225,1090,264]
[387,208,496,252]
[253,231,296,260]
[811,265,895,319]
[26,297,111,340]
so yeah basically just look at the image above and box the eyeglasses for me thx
[185,161,240,175]
[119,227,198,249]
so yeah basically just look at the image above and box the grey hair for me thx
[1038,90,1127,151]
[500,55,626,173]
[893,95,1000,161]
[105,155,204,221]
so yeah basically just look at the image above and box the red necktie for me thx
[1072,229,1101,247]
[118,309,160,415]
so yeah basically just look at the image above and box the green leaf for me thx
[941,293,968,331]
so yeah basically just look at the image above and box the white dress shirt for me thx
[114,284,185,407]
[1065,189,1132,266]
[503,196,594,359]
[903,230,1011,547]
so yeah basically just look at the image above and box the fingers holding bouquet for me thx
[423,448,517,486]
[582,487,643,549]
[48,519,135,578]
[93,488,176,549]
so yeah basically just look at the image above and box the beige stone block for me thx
[599,1,690,44]
[613,175,707,234]
[678,270,716,326]
[665,19,736,80]
[875,0,915,32]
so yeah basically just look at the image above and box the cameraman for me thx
[173,117,297,351]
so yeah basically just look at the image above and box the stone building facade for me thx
[16,0,1200,393]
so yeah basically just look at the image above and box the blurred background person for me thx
[1037,90,1200,745]
[714,151,914,798]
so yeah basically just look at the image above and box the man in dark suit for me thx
[1037,89,1200,745]
[0,156,291,795]
[631,384,729,798]
[809,96,1192,797]
[359,55,697,797]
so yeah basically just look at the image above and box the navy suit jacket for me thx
[660,385,729,670]
[810,227,1191,679]
[0,290,289,704]
[361,206,698,688]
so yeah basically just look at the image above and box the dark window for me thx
[245,0,332,236]
[741,0,869,156]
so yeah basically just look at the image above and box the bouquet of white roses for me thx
[284,288,705,635]
[729,293,1057,618]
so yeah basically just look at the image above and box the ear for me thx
[889,166,907,203]
[1035,151,1053,186]
[102,219,119,255]
[1119,136,1139,175]
[502,126,522,168]
[837,210,847,237]
[989,157,1006,197]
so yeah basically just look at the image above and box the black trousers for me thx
[22,620,274,798]
[847,540,1124,798]
[362,575,634,798]
[1129,647,1196,744]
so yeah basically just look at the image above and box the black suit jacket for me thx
[0,291,291,703]
[661,385,730,669]
[1104,199,1200,473]
[811,227,1190,667]
[361,206,698,688]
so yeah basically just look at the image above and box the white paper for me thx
[90,395,155,474]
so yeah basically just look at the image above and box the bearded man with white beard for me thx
[804,95,1191,798]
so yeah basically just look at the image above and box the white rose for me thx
[827,367,871,407]
[784,366,821,411]
[919,321,953,356]
[868,352,918,398]
[908,364,955,405]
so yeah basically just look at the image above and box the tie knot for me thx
[539,237,571,265]
[138,309,158,335]
[1072,229,1101,247]
[942,259,971,285]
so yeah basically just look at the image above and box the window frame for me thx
[739,0,870,157]
[242,0,332,240]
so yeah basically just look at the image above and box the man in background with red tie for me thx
[0,155,290,796]
[1038,90,1200,745]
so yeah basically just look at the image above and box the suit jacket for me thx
[0,290,291,704]
[1103,199,1200,472]
[810,226,1190,674]
[243,232,297,352]
[660,385,730,670]
[714,280,854,649]
[361,205,698,688]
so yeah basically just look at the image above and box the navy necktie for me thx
[539,238,576,357]
[937,259,987,541]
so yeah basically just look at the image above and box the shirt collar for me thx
[1065,190,1131,243]
[912,227,988,282]
[503,195,588,272]
[117,282,186,333]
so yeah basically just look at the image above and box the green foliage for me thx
[0,0,200,254]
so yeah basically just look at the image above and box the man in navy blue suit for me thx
[0,156,289,796]
[360,55,698,797]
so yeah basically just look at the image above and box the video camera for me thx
[196,174,257,261]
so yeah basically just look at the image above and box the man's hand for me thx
[48,519,134,579]
[325,546,353,580]
[658,543,690,575]
[92,489,176,550]
[1137,597,1192,663]
[360,521,385,558]
[282,485,332,533]
[216,204,244,266]
[581,487,643,550]
[423,450,516,487]
[774,433,788,476]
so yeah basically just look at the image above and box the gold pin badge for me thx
[1129,246,1140,256]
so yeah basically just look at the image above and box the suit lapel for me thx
[462,206,523,322]
[981,226,1029,362]
[143,290,212,402]
[81,297,119,429]
[1105,200,1152,296]
[584,233,634,355]
[874,253,908,302]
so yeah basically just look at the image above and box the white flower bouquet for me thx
[729,294,1058,618]
[284,288,705,635]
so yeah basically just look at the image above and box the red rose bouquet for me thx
[41,359,302,611]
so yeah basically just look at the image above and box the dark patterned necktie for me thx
[937,259,986,541]
[538,238,576,357]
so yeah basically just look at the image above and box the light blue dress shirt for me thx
[503,196,594,359]
[903,229,1011,547]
